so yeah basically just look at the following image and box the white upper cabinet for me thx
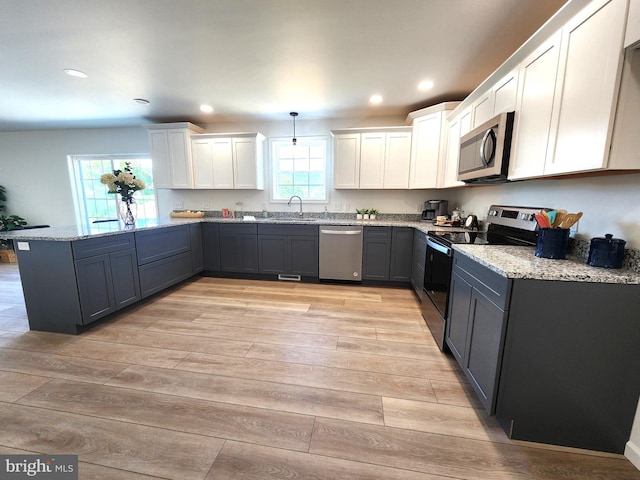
[442,106,471,189]
[333,133,361,189]
[625,0,640,47]
[233,136,264,189]
[545,0,628,176]
[332,128,412,189]
[190,133,264,190]
[359,132,386,189]
[407,102,459,189]
[146,123,204,189]
[471,92,493,129]
[383,130,412,188]
[508,32,563,180]
[492,70,519,115]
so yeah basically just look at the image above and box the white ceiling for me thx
[0,0,568,131]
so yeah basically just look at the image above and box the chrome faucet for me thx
[287,195,303,216]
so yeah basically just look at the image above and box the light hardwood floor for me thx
[1,262,639,479]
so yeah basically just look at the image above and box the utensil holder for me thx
[535,228,570,259]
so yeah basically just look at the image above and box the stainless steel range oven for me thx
[421,205,543,351]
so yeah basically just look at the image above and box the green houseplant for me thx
[0,185,27,262]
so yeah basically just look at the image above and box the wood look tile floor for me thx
[1,262,639,479]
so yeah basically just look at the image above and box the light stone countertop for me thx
[3,217,638,284]
[453,244,640,285]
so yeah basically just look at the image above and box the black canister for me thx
[587,234,626,269]
[535,228,570,259]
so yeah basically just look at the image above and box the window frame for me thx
[268,135,331,204]
[68,153,158,229]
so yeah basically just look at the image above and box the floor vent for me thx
[278,274,301,282]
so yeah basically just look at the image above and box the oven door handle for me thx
[426,237,452,257]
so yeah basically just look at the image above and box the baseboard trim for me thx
[625,440,640,471]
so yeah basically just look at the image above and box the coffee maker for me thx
[422,200,448,221]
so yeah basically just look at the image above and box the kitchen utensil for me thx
[535,212,551,228]
[559,212,583,229]
[546,210,557,225]
[551,210,567,228]
[587,234,626,268]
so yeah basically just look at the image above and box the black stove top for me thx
[428,205,545,248]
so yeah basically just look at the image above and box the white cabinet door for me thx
[509,32,562,180]
[384,131,411,189]
[148,130,171,189]
[333,134,361,189]
[210,138,235,189]
[359,132,386,189]
[167,129,194,189]
[472,92,493,128]
[442,116,463,188]
[233,136,263,189]
[191,137,216,189]
[625,0,640,48]
[493,70,519,115]
[409,113,442,189]
[546,0,627,175]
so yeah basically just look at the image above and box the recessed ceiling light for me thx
[369,95,383,104]
[133,98,150,105]
[418,80,434,91]
[63,68,87,78]
[200,104,214,113]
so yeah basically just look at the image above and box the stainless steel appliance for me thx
[421,200,448,221]
[458,112,515,184]
[319,226,363,281]
[422,205,543,351]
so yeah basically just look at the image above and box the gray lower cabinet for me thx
[446,253,510,413]
[202,223,221,271]
[257,224,318,277]
[362,226,413,283]
[190,223,204,273]
[135,225,193,298]
[362,227,392,280]
[390,227,413,282]
[410,229,426,300]
[219,224,259,273]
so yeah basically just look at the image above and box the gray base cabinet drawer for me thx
[72,233,135,259]
[136,225,190,265]
[139,251,193,298]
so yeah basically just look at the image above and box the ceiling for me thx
[0,0,569,131]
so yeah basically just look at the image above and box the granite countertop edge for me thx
[453,244,640,285]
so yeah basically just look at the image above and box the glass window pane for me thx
[270,137,328,202]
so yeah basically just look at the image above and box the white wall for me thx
[0,127,149,227]
[452,173,640,249]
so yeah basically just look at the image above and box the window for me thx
[69,154,157,228]
[270,136,329,202]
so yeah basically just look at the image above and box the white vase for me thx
[356,214,363,220]
[363,214,370,220]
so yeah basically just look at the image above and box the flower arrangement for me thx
[100,162,146,203]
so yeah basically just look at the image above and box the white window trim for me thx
[268,135,331,204]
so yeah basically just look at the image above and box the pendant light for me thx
[290,112,298,145]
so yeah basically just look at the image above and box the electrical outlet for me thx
[172,200,184,211]
[203,201,211,211]
[335,203,342,211]
[344,203,350,212]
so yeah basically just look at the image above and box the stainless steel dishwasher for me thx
[319,225,363,281]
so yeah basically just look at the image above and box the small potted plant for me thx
[362,209,370,220]
[369,209,378,220]
[356,208,365,220]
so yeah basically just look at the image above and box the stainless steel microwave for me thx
[457,111,515,184]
